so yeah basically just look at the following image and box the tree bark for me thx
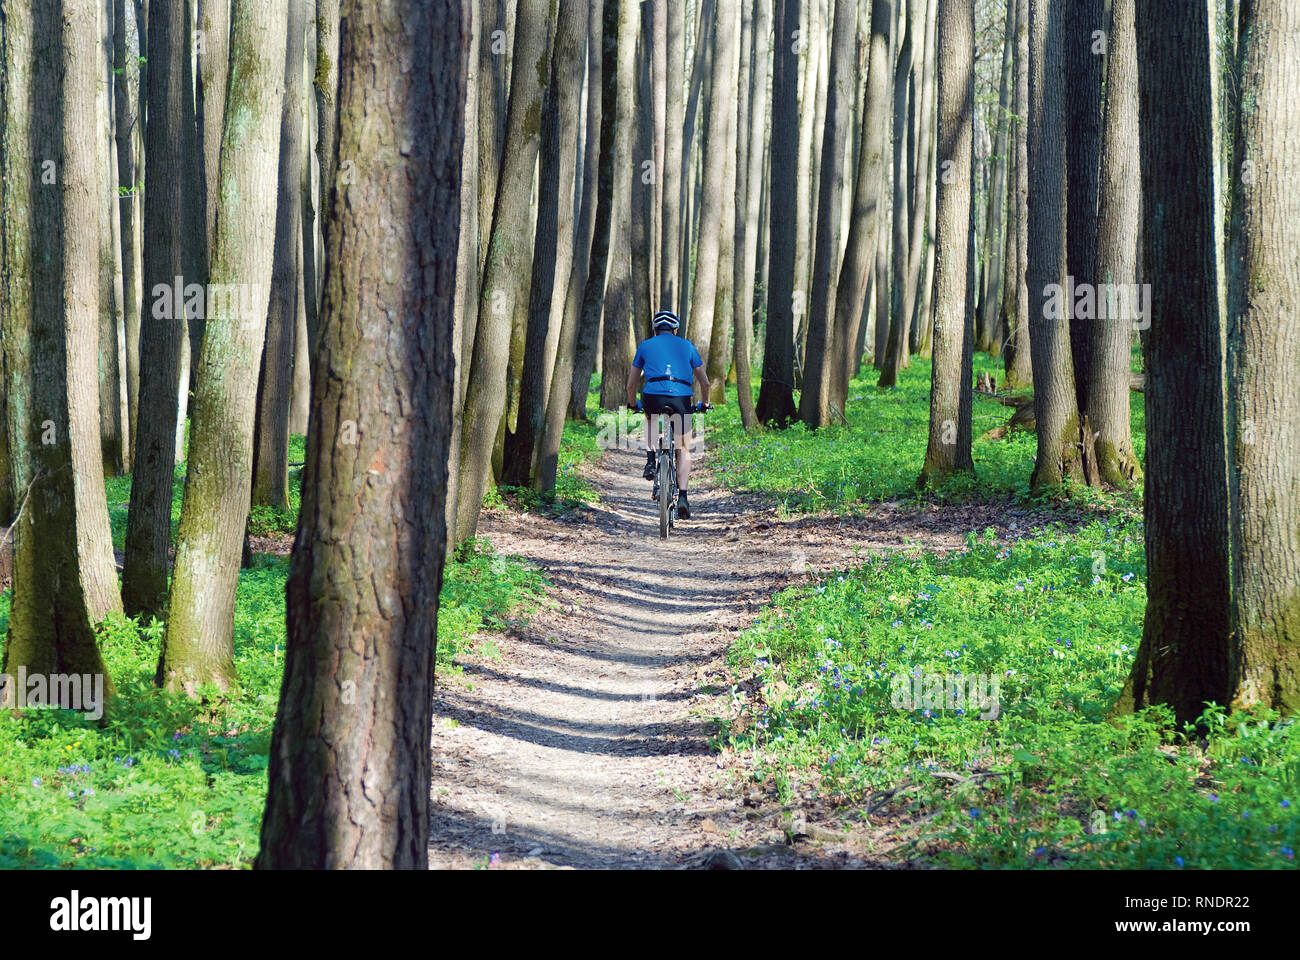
[121,0,189,620]
[757,0,801,425]
[978,0,1015,354]
[257,0,462,869]
[1117,0,1231,726]
[658,0,684,306]
[1002,0,1031,387]
[98,0,125,478]
[877,0,914,388]
[3,0,122,681]
[1087,0,1140,489]
[160,0,286,694]
[918,0,974,485]
[1225,0,1300,713]
[455,0,549,542]
[113,0,142,466]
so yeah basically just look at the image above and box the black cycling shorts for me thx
[640,393,693,418]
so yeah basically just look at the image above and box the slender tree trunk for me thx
[455,0,550,542]
[659,0,684,306]
[905,0,935,358]
[706,0,740,402]
[1003,0,1031,387]
[1117,0,1230,726]
[160,0,285,694]
[1087,0,1140,489]
[257,0,462,868]
[502,0,583,485]
[799,0,857,427]
[757,0,801,425]
[1225,0,1300,713]
[567,0,607,420]
[919,0,974,485]
[98,0,125,477]
[978,0,1015,353]
[197,0,229,273]
[733,0,772,429]
[791,0,821,377]
[113,0,142,466]
[3,0,121,680]
[878,0,914,388]
[121,0,189,620]
[314,0,339,191]
[687,0,737,374]
[250,3,306,509]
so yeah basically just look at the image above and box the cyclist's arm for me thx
[626,358,643,407]
[693,364,711,402]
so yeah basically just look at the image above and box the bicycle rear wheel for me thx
[658,418,674,539]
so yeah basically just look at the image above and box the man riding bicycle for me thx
[626,309,712,520]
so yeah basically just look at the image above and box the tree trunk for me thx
[686,0,738,374]
[877,0,914,388]
[455,0,549,542]
[121,0,189,620]
[757,0,801,425]
[313,0,340,191]
[733,0,772,430]
[160,0,286,694]
[256,0,462,868]
[1025,0,1080,489]
[1002,0,1031,387]
[706,0,740,403]
[1117,0,1230,727]
[905,0,936,358]
[978,0,1015,354]
[567,0,609,421]
[502,0,583,486]
[98,0,125,477]
[113,0,142,466]
[1225,0,1300,713]
[918,0,974,485]
[197,0,229,274]
[659,0,684,306]
[1087,0,1140,489]
[250,2,306,510]
[3,0,121,681]
[799,0,857,427]
[791,0,821,378]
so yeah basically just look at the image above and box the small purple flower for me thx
[1175,856,1185,867]
[1282,799,1291,809]
[489,852,501,867]
[1208,793,1219,803]
[31,777,41,787]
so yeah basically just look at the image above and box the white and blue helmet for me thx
[652,309,680,330]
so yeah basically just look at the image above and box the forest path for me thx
[427,443,1034,869]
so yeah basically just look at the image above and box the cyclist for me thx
[626,309,712,519]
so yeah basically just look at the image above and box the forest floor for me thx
[426,443,1057,870]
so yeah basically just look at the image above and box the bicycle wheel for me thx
[659,419,674,539]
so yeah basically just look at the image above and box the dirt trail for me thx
[426,444,1040,869]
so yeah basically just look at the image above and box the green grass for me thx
[0,530,547,868]
[721,522,1299,868]
[708,352,1146,512]
[490,381,605,514]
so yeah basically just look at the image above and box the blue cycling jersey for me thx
[633,331,703,397]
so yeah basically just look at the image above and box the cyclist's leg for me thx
[675,405,693,490]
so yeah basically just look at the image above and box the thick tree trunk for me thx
[502,0,583,485]
[455,0,549,542]
[257,0,462,868]
[1225,0,1300,713]
[1087,0,1140,489]
[1117,0,1231,726]
[1002,0,1031,387]
[799,0,857,427]
[121,0,189,620]
[3,0,121,680]
[918,0,974,485]
[756,0,801,425]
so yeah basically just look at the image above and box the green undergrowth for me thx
[721,522,1299,869]
[708,352,1145,514]
[489,381,604,515]
[0,535,545,868]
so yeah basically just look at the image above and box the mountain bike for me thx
[645,402,711,539]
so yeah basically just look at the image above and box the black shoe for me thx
[676,490,690,519]
[643,452,656,481]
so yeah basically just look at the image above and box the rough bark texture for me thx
[121,0,188,620]
[1118,0,1231,727]
[3,0,121,681]
[160,0,286,694]
[256,0,462,870]
[1087,0,1140,489]
[798,0,857,427]
[1225,0,1300,714]
[1025,0,1080,489]
[251,2,307,510]
[455,0,549,542]
[918,0,974,485]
